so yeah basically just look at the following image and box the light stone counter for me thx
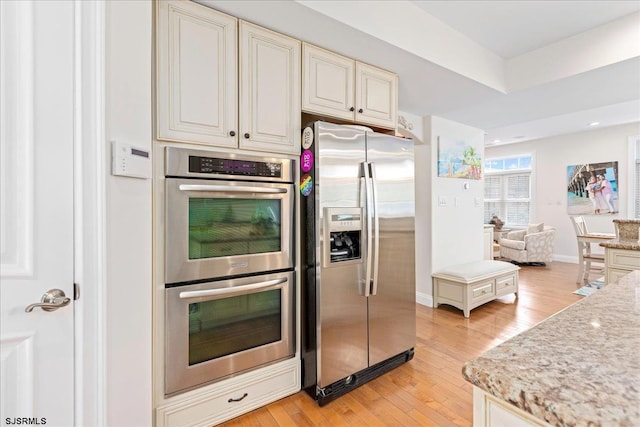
[600,219,640,251]
[462,270,640,427]
[599,237,640,251]
[613,219,640,240]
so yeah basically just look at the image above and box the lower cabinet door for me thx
[474,387,551,427]
[156,358,300,427]
[606,267,631,284]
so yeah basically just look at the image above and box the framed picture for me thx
[567,161,619,215]
[437,136,482,180]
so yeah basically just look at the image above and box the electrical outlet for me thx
[438,196,447,207]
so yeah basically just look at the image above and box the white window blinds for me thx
[484,172,531,227]
[635,159,640,218]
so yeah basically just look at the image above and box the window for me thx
[636,157,640,218]
[484,155,532,227]
[634,136,640,218]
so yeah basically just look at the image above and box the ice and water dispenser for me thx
[323,207,362,267]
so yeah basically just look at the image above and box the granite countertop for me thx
[599,237,640,251]
[462,270,640,427]
[599,219,640,250]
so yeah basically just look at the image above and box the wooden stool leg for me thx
[576,250,585,284]
[584,259,592,282]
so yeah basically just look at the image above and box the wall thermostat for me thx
[112,141,151,179]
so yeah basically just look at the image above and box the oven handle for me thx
[178,277,288,299]
[178,184,287,194]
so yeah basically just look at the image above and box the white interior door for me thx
[1,1,75,425]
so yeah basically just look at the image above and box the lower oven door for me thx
[165,271,295,396]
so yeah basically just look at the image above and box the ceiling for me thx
[413,1,640,59]
[201,0,640,145]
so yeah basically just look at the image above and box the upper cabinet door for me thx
[302,43,354,121]
[355,62,398,130]
[156,0,237,147]
[239,21,301,155]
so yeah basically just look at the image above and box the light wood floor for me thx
[219,261,584,427]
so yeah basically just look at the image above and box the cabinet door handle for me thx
[228,393,248,403]
[358,108,363,113]
[229,130,236,137]
[244,133,250,139]
[349,107,355,112]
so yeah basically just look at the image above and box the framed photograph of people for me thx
[567,161,619,215]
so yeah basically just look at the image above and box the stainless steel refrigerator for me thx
[301,121,416,405]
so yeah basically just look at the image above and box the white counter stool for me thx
[569,215,615,283]
[432,260,520,318]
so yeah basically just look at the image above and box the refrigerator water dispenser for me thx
[323,207,363,268]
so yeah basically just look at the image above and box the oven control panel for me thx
[165,147,293,183]
[189,156,282,178]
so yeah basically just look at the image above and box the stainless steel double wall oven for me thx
[164,147,295,396]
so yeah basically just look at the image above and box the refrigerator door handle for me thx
[361,161,373,297]
[369,162,380,295]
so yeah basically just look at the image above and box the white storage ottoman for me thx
[432,260,520,318]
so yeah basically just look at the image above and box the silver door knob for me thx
[25,289,71,313]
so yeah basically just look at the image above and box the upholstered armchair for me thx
[499,224,555,265]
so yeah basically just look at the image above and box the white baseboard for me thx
[552,254,578,264]
[416,291,433,307]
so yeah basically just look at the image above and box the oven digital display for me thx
[188,156,282,178]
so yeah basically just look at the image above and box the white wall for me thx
[398,111,431,306]
[417,116,485,306]
[105,2,152,426]
[486,122,640,262]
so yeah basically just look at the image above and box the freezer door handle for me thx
[369,162,380,295]
[362,161,373,297]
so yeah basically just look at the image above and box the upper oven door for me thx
[165,178,294,284]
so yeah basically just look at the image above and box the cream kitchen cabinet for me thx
[156,0,237,147]
[239,21,301,155]
[156,2,301,155]
[604,247,640,284]
[156,358,300,427]
[473,387,551,427]
[302,43,398,130]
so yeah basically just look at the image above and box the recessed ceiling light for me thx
[492,139,500,143]
[589,122,600,126]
